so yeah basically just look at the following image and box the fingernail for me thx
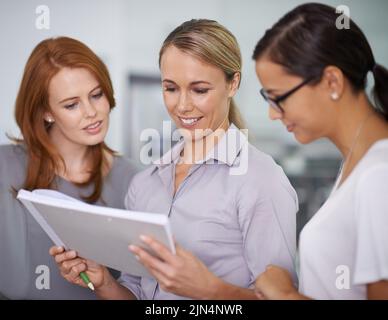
[129,245,137,252]
[134,255,140,261]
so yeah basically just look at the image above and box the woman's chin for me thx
[294,132,316,145]
[83,129,108,146]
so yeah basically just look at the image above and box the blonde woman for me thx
[51,20,298,300]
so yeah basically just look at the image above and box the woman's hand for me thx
[49,246,112,290]
[254,265,305,300]
[129,236,223,299]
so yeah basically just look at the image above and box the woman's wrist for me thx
[95,268,116,294]
[95,268,136,300]
[203,278,257,300]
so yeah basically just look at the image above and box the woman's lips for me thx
[178,116,203,128]
[83,120,103,134]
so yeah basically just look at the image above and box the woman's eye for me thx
[164,87,176,92]
[64,102,78,110]
[92,91,103,99]
[194,88,209,94]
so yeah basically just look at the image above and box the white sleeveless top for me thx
[299,139,388,299]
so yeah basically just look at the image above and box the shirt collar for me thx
[153,139,185,167]
[152,123,248,172]
[203,123,248,166]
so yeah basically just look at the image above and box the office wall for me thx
[1,0,387,231]
[1,0,387,153]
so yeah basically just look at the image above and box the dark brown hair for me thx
[13,36,116,203]
[252,3,388,120]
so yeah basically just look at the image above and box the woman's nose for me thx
[177,93,194,113]
[83,101,97,118]
[268,106,283,120]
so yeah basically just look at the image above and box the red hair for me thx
[14,37,116,203]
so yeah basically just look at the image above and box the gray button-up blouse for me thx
[119,124,298,300]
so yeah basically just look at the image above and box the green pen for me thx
[80,272,95,291]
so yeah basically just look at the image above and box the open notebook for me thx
[17,189,175,278]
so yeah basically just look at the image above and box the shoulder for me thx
[356,163,388,194]
[109,155,142,184]
[0,144,26,163]
[112,155,141,173]
[246,143,279,171]
[245,142,294,190]
[0,144,27,189]
[128,165,157,188]
[352,143,388,216]
[235,142,298,204]
[355,139,388,190]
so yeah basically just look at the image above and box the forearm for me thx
[368,280,388,299]
[280,291,311,300]
[209,280,257,300]
[210,279,311,300]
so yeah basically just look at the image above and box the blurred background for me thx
[1,0,387,236]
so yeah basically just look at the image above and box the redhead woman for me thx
[0,37,138,299]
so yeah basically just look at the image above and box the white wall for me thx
[1,0,387,157]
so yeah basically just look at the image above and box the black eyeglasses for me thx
[260,77,314,114]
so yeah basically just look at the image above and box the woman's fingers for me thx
[49,246,64,256]
[48,246,98,288]
[53,249,78,264]
[66,262,87,281]
[130,245,169,271]
[59,257,85,275]
[139,235,177,264]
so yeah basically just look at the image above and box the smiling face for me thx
[45,67,110,147]
[255,57,336,144]
[160,46,239,140]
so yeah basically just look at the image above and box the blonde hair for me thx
[159,19,245,129]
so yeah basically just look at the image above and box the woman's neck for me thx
[329,92,388,186]
[329,93,382,158]
[48,127,91,180]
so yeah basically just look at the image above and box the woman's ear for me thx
[228,72,241,98]
[321,66,345,101]
[44,112,55,123]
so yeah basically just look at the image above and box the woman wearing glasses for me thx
[253,3,388,299]
[50,19,298,300]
